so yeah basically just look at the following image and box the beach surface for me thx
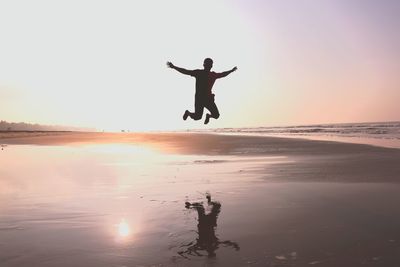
[1,132,400,266]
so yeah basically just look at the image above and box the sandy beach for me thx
[1,132,400,266]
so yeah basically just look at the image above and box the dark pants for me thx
[190,94,220,120]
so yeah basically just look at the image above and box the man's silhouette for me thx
[167,58,237,124]
[179,194,240,258]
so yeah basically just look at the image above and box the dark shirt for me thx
[190,70,224,98]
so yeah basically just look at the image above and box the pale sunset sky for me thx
[0,0,399,131]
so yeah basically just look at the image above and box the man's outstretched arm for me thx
[216,66,238,79]
[167,61,194,76]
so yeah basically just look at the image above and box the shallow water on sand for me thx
[1,144,400,266]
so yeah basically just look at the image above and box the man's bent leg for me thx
[204,100,220,124]
[189,99,204,121]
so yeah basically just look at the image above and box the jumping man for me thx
[167,58,237,124]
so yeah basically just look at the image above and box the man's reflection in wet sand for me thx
[179,193,239,258]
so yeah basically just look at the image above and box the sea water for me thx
[200,121,400,149]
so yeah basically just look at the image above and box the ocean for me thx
[198,121,400,149]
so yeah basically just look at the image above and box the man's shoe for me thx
[183,110,190,120]
[204,114,211,125]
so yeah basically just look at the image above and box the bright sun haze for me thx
[0,0,399,131]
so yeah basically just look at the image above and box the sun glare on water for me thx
[117,219,131,238]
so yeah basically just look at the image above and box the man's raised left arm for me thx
[216,66,238,79]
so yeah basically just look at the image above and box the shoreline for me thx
[1,129,399,149]
[1,131,400,183]
[1,130,399,152]
[203,131,400,150]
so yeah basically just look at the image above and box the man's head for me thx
[203,58,213,71]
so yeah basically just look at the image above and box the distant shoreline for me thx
[1,130,399,150]
[0,130,75,133]
[0,130,88,142]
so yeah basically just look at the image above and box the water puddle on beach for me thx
[0,144,273,266]
[1,144,400,266]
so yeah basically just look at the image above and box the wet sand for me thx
[1,132,400,266]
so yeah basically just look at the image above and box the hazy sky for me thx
[1,0,399,131]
